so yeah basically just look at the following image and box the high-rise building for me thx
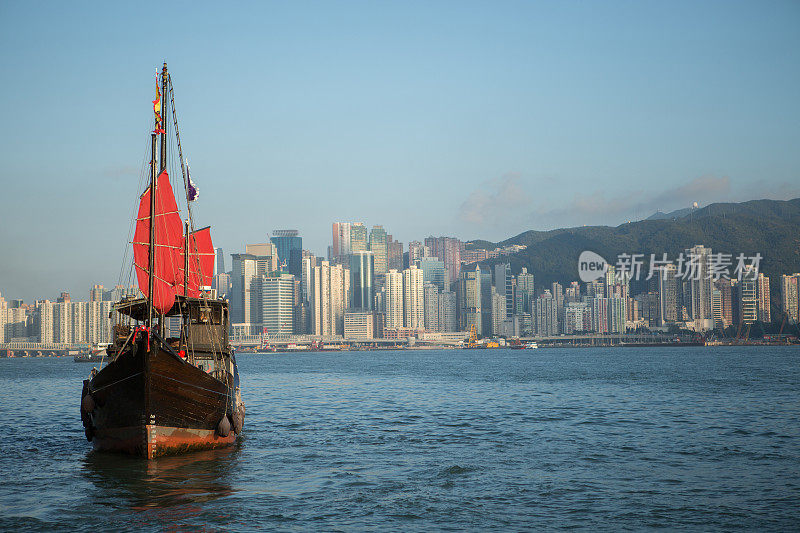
[713,278,733,329]
[387,236,404,271]
[737,266,758,325]
[426,236,463,283]
[216,248,225,276]
[350,223,368,253]
[780,274,800,323]
[491,286,505,336]
[479,268,493,337]
[403,265,424,329]
[245,243,279,273]
[457,267,482,335]
[89,285,104,302]
[494,264,513,318]
[213,272,231,298]
[261,273,295,337]
[385,269,404,329]
[757,273,771,323]
[552,281,564,333]
[369,225,388,275]
[655,264,678,326]
[331,222,352,261]
[231,253,259,328]
[408,241,424,266]
[87,301,113,344]
[515,267,535,314]
[438,290,457,332]
[590,297,609,334]
[564,302,591,334]
[608,297,626,334]
[565,281,581,303]
[535,293,558,336]
[271,230,303,277]
[420,258,447,292]
[685,245,714,330]
[309,261,349,336]
[349,251,375,311]
[301,251,318,303]
[424,283,439,331]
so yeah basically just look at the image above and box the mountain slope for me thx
[474,198,800,296]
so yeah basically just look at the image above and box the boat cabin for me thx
[111,295,231,376]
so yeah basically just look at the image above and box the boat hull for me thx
[82,338,242,459]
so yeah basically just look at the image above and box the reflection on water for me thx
[81,445,240,512]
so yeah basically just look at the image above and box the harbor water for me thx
[1,347,798,531]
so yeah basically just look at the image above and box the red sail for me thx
[177,226,215,298]
[132,170,183,315]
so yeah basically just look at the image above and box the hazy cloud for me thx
[458,173,532,226]
[648,175,731,211]
[527,175,735,228]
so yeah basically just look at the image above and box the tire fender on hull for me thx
[217,415,231,437]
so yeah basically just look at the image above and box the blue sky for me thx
[1,1,799,301]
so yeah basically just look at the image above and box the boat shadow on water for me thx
[80,445,242,512]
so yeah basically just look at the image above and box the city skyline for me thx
[2,2,799,301]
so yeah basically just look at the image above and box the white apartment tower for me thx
[403,265,424,329]
[385,269,404,329]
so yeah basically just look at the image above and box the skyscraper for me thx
[271,229,303,277]
[408,241,424,266]
[385,269,404,329]
[231,253,259,327]
[350,223,368,253]
[244,243,279,274]
[535,293,557,336]
[309,261,349,336]
[494,263,513,317]
[403,265,424,329]
[426,236,463,283]
[757,273,771,323]
[686,245,714,330]
[457,266,482,334]
[608,297,626,334]
[332,222,352,261]
[216,248,225,276]
[491,286,505,335]
[438,291,457,332]
[515,267,535,314]
[349,250,375,311]
[424,283,439,331]
[387,236,404,271]
[737,266,758,325]
[369,225,388,275]
[261,272,295,337]
[420,258,447,291]
[714,278,733,328]
[656,264,678,326]
[780,274,800,323]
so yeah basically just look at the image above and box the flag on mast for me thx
[153,75,165,134]
[186,158,199,201]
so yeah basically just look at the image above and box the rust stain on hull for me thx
[93,425,236,459]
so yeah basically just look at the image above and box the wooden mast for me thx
[158,62,168,336]
[147,132,156,329]
[160,62,168,173]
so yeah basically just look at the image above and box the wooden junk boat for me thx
[80,63,245,458]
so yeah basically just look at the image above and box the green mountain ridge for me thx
[472,198,800,298]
